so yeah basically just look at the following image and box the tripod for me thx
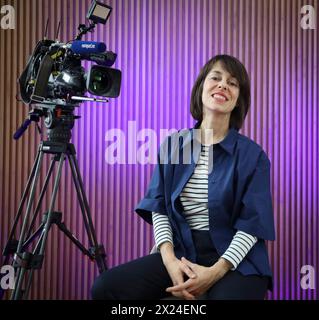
[1,106,107,300]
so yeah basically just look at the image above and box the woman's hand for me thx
[163,256,197,300]
[159,242,197,300]
[166,257,232,298]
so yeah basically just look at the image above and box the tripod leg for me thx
[23,227,46,300]
[24,270,34,300]
[0,145,40,300]
[11,267,26,300]
[38,153,65,254]
[22,223,46,250]
[16,149,45,253]
[67,154,94,245]
[56,221,94,258]
[11,149,45,300]
[68,152,107,273]
[26,156,56,240]
[12,152,65,300]
[2,146,41,257]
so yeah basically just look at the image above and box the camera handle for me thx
[13,109,43,140]
[1,140,107,300]
[76,22,96,40]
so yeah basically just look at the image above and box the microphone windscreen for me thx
[70,41,106,55]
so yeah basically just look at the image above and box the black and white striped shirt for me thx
[152,144,257,269]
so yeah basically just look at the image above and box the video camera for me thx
[14,0,121,141]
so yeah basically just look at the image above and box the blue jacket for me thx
[135,122,276,285]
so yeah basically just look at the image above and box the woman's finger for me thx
[181,257,196,268]
[166,279,192,292]
[181,263,196,279]
[182,290,195,300]
[171,289,195,300]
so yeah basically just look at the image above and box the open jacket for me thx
[135,122,276,284]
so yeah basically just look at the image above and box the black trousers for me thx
[91,230,269,300]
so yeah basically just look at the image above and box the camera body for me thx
[18,0,121,108]
[19,39,121,107]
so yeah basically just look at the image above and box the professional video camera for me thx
[1,1,120,300]
[14,0,121,141]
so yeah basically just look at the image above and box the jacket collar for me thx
[182,121,238,155]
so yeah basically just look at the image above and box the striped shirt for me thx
[152,144,257,269]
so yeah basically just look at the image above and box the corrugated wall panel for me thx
[0,0,318,299]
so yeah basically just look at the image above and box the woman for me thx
[91,55,275,300]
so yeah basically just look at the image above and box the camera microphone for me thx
[83,52,117,67]
[68,41,107,55]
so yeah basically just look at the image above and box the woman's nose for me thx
[218,80,228,90]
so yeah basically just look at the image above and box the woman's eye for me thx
[230,82,238,87]
[211,77,219,81]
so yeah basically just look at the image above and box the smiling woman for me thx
[203,65,240,107]
[91,54,275,300]
[190,55,250,134]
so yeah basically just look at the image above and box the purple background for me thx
[0,0,318,299]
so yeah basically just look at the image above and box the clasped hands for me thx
[164,257,231,300]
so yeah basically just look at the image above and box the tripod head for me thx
[40,103,80,144]
[13,101,82,143]
[44,106,76,144]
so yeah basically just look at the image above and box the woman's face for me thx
[201,61,240,116]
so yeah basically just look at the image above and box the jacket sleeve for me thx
[134,136,171,225]
[234,151,276,241]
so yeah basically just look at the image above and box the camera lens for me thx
[90,68,111,95]
[87,65,121,97]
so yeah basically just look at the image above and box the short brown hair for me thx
[190,55,250,130]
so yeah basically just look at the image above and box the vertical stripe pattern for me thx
[0,0,318,299]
